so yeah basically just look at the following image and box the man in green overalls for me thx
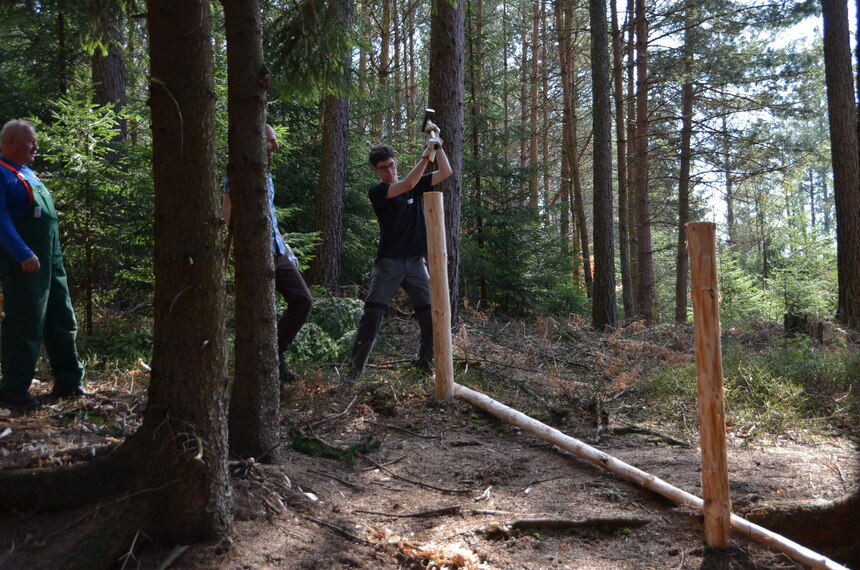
[0,119,88,409]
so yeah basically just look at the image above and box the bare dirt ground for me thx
[1,315,857,569]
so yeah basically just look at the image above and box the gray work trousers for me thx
[349,256,433,375]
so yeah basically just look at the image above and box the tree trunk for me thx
[822,0,860,328]
[722,116,736,244]
[467,0,487,305]
[564,22,593,297]
[222,0,281,461]
[674,80,693,324]
[625,0,639,314]
[0,5,231,565]
[428,0,465,325]
[590,0,617,329]
[145,0,232,540]
[88,0,127,141]
[611,0,633,319]
[554,0,572,260]
[675,7,695,324]
[309,0,354,294]
[529,1,540,208]
[633,0,655,324]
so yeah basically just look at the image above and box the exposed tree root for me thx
[0,425,229,569]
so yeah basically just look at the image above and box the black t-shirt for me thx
[369,172,433,259]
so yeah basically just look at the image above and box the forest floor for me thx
[0,311,857,569]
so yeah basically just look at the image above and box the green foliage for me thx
[310,296,364,339]
[76,315,153,368]
[0,3,90,122]
[281,229,321,272]
[717,250,776,324]
[643,339,858,439]
[34,73,154,329]
[288,323,338,362]
[461,173,588,316]
[288,296,364,363]
[263,0,356,101]
[756,337,860,417]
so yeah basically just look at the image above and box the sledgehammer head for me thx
[421,108,435,133]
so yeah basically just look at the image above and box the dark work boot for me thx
[415,308,434,372]
[0,389,40,408]
[50,385,95,399]
[348,306,386,383]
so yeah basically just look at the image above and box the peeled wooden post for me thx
[423,191,454,400]
[685,221,731,548]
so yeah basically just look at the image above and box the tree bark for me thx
[88,0,127,141]
[554,0,572,257]
[309,0,354,293]
[590,0,617,329]
[674,80,693,324]
[222,0,281,461]
[632,0,655,324]
[145,0,232,541]
[625,0,639,314]
[822,0,860,328]
[529,1,540,208]
[561,7,593,297]
[467,0,487,305]
[611,0,633,319]
[675,6,695,324]
[428,0,465,325]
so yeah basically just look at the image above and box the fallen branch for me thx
[507,517,650,532]
[366,420,441,440]
[353,505,462,518]
[154,544,190,570]
[306,394,359,429]
[309,469,360,489]
[361,455,472,495]
[303,515,375,546]
[602,424,691,448]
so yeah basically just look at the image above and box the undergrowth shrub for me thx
[642,338,857,439]
[288,296,363,364]
[77,318,153,369]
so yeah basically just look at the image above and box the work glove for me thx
[423,120,441,137]
[422,136,443,161]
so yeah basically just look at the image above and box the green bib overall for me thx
[0,173,84,393]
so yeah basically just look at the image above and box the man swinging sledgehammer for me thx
[346,110,451,384]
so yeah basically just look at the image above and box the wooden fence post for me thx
[685,221,732,547]
[423,192,454,400]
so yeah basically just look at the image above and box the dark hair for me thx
[369,144,395,167]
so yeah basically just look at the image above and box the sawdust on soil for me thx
[0,315,857,570]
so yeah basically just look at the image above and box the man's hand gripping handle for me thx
[421,108,442,162]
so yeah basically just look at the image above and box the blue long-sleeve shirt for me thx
[0,158,37,262]
[223,173,288,258]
